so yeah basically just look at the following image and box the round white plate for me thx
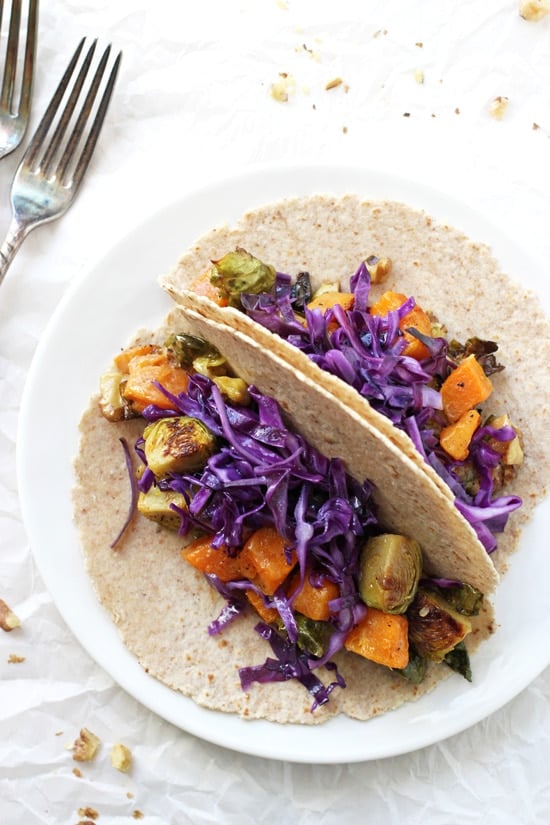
[17,164,550,764]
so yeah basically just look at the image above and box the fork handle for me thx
[0,219,29,288]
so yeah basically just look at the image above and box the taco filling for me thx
[184,249,524,554]
[93,325,490,710]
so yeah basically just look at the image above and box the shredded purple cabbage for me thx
[111,438,138,549]
[240,261,522,551]
[137,375,377,709]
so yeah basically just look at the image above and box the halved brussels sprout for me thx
[137,485,188,531]
[358,533,422,614]
[99,369,134,421]
[425,580,483,616]
[408,587,472,662]
[164,333,213,369]
[143,416,216,477]
[210,247,277,308]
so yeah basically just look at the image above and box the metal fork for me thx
[0,0,38,159]
[0,37,122,286]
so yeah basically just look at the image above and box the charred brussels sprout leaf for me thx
[210,248,277,308]
[358,534,422,614]
[289,271,312,312]
[277,613,333,659]
[408,587,472,662]
[143,416,217,477]
[396,645,427,684]
[447,336,504,376]
[443,640,472,682]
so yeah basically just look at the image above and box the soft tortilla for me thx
[160,194,550,578]
[73,309,495,725]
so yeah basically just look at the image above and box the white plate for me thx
[17,164,550,764]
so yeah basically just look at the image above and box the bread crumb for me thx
[0,599,21,631]
[414,68,424,84]
[132,812,144,820]
[78,808,99,820]
[110,742,132,773]
[7,653,25,664]
[270,73,295,102]
[519,0,550,20]
[489,96,509,119]
[325,77,344,90]
[72,767,83,778]
[72,728,101,762]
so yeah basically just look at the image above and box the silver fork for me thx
[0,0,38,159]
[0,37,122,286]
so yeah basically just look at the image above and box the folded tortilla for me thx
[74,306,496,725]
[160,194,550,580]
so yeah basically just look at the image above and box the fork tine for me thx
[64,47,122,189]
[41,39,97,175]
[56,42,109,182]
[17,0,38,118]
[1,0,22,111]
[24,37,85,167]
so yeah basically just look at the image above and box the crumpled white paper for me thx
[1,1,549,823]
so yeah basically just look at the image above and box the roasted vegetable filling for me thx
[99,325,493,708]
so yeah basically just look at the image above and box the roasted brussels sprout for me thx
[99,368,134,421]
[192,351,229,378]
[137,485,188,530]
[210,247,277,308]
[213,376,251,405]
[358,533,422,614]
[164,333,213,369]
[143,416,217,477]
[424,580,483,616]
[408,587,472,662]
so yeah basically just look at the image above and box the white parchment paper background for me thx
[1,1,549,823]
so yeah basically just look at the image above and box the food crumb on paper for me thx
[132,811,144,820]
[270,72,295,102]
[78,808,99,820]
[0,598,21,631]
[414,68,424,83]
[489,95,509,119]
[72,728,101,762]
[110,742,132,773]
[519,0,550,20]
[72,767,83,778]
[7,653,25,663]
[325,77,345,91]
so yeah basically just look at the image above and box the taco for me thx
[160,194,550,575]
[73,304,496,725]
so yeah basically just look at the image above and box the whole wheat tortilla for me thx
[73,194,549,726]
[160,194,550,578]
[73,309,495,725]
